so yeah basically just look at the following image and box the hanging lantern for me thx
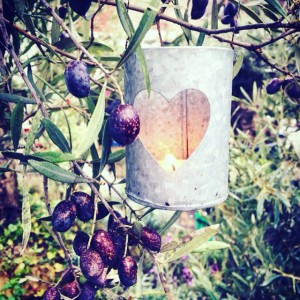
[124,47,233,211]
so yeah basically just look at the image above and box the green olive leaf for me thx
[161,224,220,263]
[10,102,24,151]
[76,80,107,157]
[41,118,71,153]
[28,160,89,183]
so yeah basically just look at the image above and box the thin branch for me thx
[0,5,48,118]
[97,0,300,34]
[80,1,105,59]
[254,50,292,76]
[40,0,124,103]
[155,258,174,300]
[99,174,140,219]
[273,267,300,281]
[9,23,118,92]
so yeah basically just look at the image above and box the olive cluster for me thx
[221,2,238,28]
[266,77,300,101]
[43,191,161,299]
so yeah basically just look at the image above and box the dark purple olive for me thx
[89,268,107,287]
[65,60,90,98]
[118,256,137,287]
[281,78,293,89]
[141,227,161,253]
[221,15,232,25]
[266,78,282,95]
[73,231,89,256]
[224,2,237,17]
[108,104,140,146]
[96,202,109,220]
[284,80,300,99]
[59,268,75,286]
[105,99,121,114]
[113,235,126,262]
[107,211,121,230]
[60,279,80,299]
[79,282,97,300]
[68,0,92,16]
[43,287,60,300]
[80,250,104,282]
[191,0,208,20]
[108,212,130,237]
[91,230,117,268]
[51,200,76,232]
[70,191,94,222]
[58,6,67,19]
[230,19,236,27]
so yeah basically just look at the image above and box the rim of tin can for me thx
[141,46,233,52]
[126,189,228,211]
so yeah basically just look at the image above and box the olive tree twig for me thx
[40,0,124,104]
[96,0,300,34]
[0,0,48,118]
[99,174,141,220]
[153,255,174,300]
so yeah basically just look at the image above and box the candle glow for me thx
[158,154,185,172]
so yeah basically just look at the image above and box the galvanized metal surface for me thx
[125,47,233,211]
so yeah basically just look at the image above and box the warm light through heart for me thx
[158,154,185,172]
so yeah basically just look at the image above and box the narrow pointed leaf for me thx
[0,93,36,105]
[34,73,65,100]
[261,274,281,287]
[174,0,192,41]
[13,0,26,18]
[231,0,264,25]
[89,149,126,165]
[107,149,125,164]
[28,160,89,183]
[99,119,112,174]
[27,64,46,102]
[163,225,219,263]
[76,80,107,156]
[196,20,208,46]
[193,241,230,252]
[20,174,31,255]
[90,144,100,191]
[116,0,160,69]
[51,8,61,44]
[295,46,300,75]
[115,0,133,36]
[115,0,151,94]
[265,0,286,17]
[10,102,24,150]
[211,0,218,29]
[25,110,42,155]
[31,151,77,163]
[41,118,71,153]
[233,53,244,79]
[136,47,151,96]
[23,14,36,35]
[1,151,39,162]
[159,211,182,236]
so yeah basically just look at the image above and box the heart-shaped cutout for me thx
[134,89,210,172]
